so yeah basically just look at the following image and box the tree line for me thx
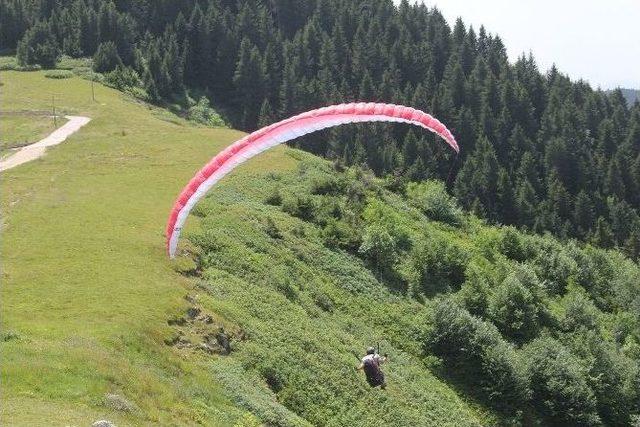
[2,0,640,254]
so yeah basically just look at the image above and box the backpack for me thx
[363,356,382,386]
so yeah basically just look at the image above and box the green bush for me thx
[310,175,345,195]
[530,238,577,295]
[406,180,462,225]
[0,56,41,71]
[125,86,150,102]
[73,66,103,82]
[488,272,542,342]
[104,65,141,90]
[524,337,600,426]
[187,96,227,127]
[407,234,469,296]
[184,158,640,425]
[568,330,639,425]
[498,226,531,261]
[44,69,73,79]
[56,55,92,70]
[427,299,530,412]
[321,219,360,251]
[359,224,398,275]
[361,198,410,250]
[265,188,282,206]
[263,217,282,240]
[282,195,316,222]
[457,260,494,316]
[562,292,599,332]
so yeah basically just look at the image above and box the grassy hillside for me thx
[0,72,490,425]
[0,113,67,155]
[2,71,639,426]
[0,71,286,425]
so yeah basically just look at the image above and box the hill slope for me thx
[2,72,639,426]
[0,72,490,425]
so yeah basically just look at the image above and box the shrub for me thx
[264,188,282,206]
[1,330,20,341]
[282,195,316,222]
[56,55,92,70]
[362,198,410,249]
[498,226,531,261]
[427,299,529,412]
[271,266,298,301]
[407,234,469,296]
[310,176,344,195]
[44,69,73,79]
[530,238,577,295]
[124,86,150,102]
[457,260,493,316]
[359,224,398,274]
[104,65,141,90]
[406,180,462,225]
[321,219,360,251]
[73,66,103,82]
[311,291,334,312]
[562,292,599,332]
[263,217,282,240]
[233,413,262,427]
[524,337,600,426]
[93,41,122,73]
[488,273,542,342]
[187,96,226,127]
[568,331,638,425]
[0,57,40,71]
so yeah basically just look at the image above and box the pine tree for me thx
[623,225,640,260]
[574,191,595,238]
[591,217,615,248]
[93,41,121,73]
[185,4,212,87]
[10,0,640,246]
[279,52,298,117]
[454,136,499,220]
[258,98,275,128]
[143,43,171,101]
[16,20,59,68]
[515,179,537,229]
[233,38,265,130]
[358,71,375,100]
[547,171,572,220]
[497,168,516,224]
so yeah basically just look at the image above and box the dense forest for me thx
[2,0,640,254]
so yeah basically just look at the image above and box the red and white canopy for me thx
[166,102,459,257]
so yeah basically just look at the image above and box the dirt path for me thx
[0,115,91,172]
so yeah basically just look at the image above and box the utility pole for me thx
[52,94,57,127]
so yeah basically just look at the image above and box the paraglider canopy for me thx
[166,102,459,258]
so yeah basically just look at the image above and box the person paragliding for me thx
[356,346,388,389]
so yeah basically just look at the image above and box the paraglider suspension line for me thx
[446,152,459,188]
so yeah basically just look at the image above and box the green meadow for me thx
[1,71,290,425]
[0,114,67,154]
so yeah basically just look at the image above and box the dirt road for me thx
[0,115,91,172]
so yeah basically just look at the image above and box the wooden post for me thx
[52,94,57,127]
[91,71,95,102]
